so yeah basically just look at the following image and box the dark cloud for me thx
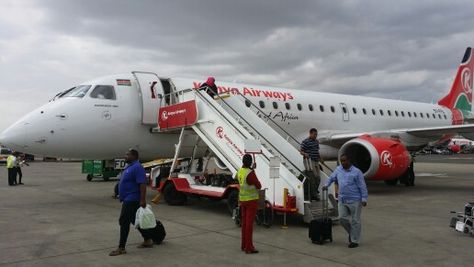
[1,0,473,131]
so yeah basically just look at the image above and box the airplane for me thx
[1,47,474,186]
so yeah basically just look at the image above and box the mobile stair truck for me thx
[132,71,338,224]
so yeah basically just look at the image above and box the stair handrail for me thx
[195,87,316,200]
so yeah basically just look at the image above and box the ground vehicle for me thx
[450,202,474,237]
[82,160,122,181]
[0,147,12,164]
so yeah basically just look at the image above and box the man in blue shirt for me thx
[300,128,323,200]
[323,154,368,248]
[110,149,151,256]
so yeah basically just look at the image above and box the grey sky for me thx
[1,0,473,132]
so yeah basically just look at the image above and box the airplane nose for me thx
[0,122,28,151]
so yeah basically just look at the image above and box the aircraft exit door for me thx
[132,71,164,125]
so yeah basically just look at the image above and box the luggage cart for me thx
[449,202,474,237]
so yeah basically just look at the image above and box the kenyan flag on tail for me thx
[438,47,473,124]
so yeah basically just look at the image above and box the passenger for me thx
[6,152,18,186]
[238,154,261,254]
[300,128,323,201]
[323,154,368,248]
[200,76,218,98]
[109,149,153,256]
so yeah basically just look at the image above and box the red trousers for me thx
[240,200,258,252]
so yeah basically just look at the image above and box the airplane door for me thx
[340,102,349,122]
[132,71,164,125]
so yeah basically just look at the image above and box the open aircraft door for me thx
[132,71,164,125]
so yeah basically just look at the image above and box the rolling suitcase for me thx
[308,188,333,244]
[140,220,166,244]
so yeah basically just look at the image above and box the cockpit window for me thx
[90,85,116,100]
[63,85,92,98]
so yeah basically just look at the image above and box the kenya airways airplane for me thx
[1,47,474,184]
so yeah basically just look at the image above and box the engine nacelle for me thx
[339,135,410,180]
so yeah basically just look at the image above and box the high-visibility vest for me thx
[6,155,15,169]
[237,167,259,201]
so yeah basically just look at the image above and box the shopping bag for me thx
[135,204,157,229]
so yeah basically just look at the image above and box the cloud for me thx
[1,0,473,132]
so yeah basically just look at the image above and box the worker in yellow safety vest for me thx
[238,154,261,254]
[6,152,18,186]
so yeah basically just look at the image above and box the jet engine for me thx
[339,135,410,180]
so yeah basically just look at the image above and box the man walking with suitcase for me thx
[323,154,368,248]
[109,149,153,256]
[300,128,323,201]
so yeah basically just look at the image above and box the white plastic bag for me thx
[135,204,156,230]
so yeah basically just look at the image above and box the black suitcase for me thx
[140,220,166,244]
[308,189,333,244]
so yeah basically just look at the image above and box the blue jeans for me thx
[338,201,362,243]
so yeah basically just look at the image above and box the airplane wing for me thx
[320,124,474,146]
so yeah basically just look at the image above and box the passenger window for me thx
[259,101,265,109]
[308,104,314,111]
[285,103,291,110]
[64,85,92,98]
[401,111,405,117]
[426,113,430,118]
[297,103,302,111]
[420,113,424,118]
[379,109,384,116]
[432,113,435,118]
[395,111,399,117]
[444,114,447,119]
[438,114,442,119]
[372,109,376,115]
[273,102,278,109]
[408,112,412,117]
[342,107,347,113]
[362,108,367,115]
[319,105,324,112]
[387,110,391,116]
[352,107,357,114]
[245,100,251,107]
[414,112,417,118]
[330,106,335,113]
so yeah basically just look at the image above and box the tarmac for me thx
[0,154,473,267]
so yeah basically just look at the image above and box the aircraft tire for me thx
[86,175,93,182]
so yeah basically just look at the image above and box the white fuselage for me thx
[0,74,454,160]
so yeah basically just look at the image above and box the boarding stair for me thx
[158,86,337,222]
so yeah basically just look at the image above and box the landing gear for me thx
[163,183,187,205]
[399,160,415,186]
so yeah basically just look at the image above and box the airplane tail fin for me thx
[438,47,473,113]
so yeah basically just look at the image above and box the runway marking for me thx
[446,157,474,160]
[416,173,448,177]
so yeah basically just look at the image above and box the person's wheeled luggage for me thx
[308,188,333,244]
[140,220,166,244]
